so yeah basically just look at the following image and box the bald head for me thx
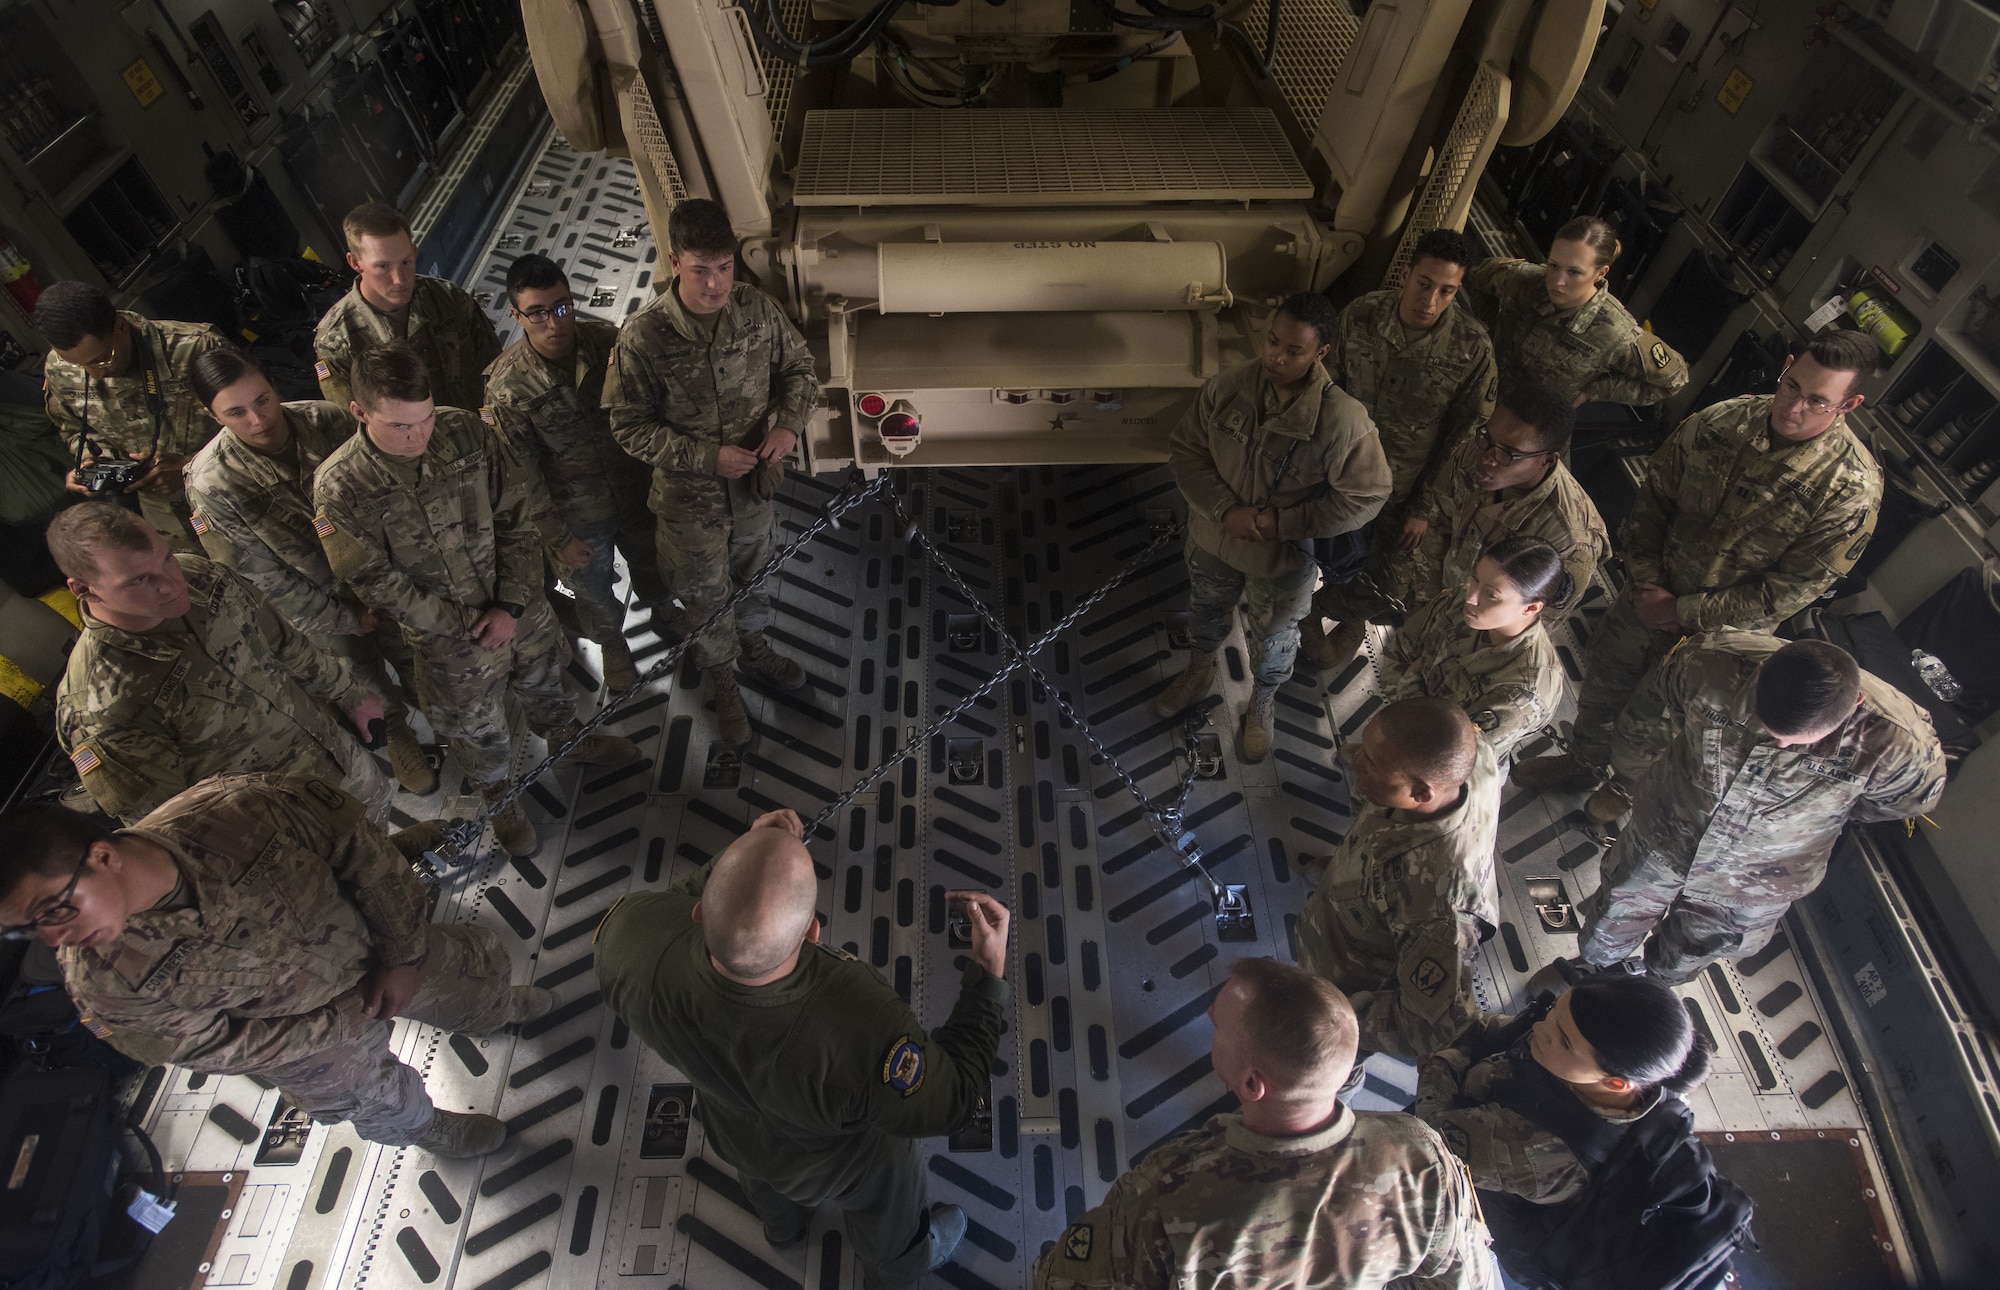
[700,826,819,979]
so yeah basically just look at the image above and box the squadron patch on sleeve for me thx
[1411,956,1449,997]
[1651,341,1670,369]
[315,359,331,380]
[1062,1222,1094,1261]
[313,513,336,538]
[881,1036,925,1097]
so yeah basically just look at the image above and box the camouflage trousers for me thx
[326,617,420,727]
[730,1137,935,1290]
[1319,506,1431,626]
[652,475,776,670]
[1575,829,1796,983]
[321,716,396,825]
[1185,543,1316,686]
[410,598,575,786]
[1568,594,1680,779]
[559,457,671,644]
[262,923,515,1146]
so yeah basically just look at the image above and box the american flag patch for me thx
[70,745,101,775]
[190,512,209,535]
[313,513,335,538]
[480,406,495,425]
[315,359,331,380]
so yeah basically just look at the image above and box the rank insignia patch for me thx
[315,359,331,380]
[313,513,336,538]
[1062,1222,1094,1261]
[881,1036,924,1096]
[70,745,101,775]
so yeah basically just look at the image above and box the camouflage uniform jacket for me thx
[1329,290,1498,504]
[59,774,426,1073]
[1463,260,1687,407]
[1299,739,1502,1058]
[55,555,366,824]
[1621,396,1882,632]
[1034,1107,1493,1290]
[1171,359,1393,577]
[44,312,228,465]
[483,318,628,549]
[1410,435,1608,623]
[607,280,819,508]
[313,409,542,638]
[1416,1042,1658,1205]
[1383,589,1567,763]
[595,860,1009,1207]
[183,402,364,637]
[314,276,501,413]
[1626,630,1945,900]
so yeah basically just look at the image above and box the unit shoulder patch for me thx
[1651,341,1670,369]
[881,1035,925,1096]
[1411,956,1449,997]
[1062,1222,1094,1261]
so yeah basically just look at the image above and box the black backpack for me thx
[1475,996,1757,1290]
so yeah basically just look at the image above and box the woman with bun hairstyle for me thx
[1380,534,1570,767]
[1464,216,1689,411]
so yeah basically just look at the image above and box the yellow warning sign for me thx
[122,58,164,108]
[1716,67,1754,116]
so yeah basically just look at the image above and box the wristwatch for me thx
[497,601,526,619]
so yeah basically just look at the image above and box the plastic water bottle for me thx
[1911,649,1963,701]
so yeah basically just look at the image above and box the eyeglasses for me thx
[1776,374,1850,416]
[1,848,92,941]
[515,301,575,326]
[1478,428,1557,464]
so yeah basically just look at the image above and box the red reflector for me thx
[880,412,920,439]
[857,393,887,418]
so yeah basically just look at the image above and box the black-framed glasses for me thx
[514,300,575,326]
[1776,374,1851,416]
[1,848,92,941]
[1478,428,1557,464]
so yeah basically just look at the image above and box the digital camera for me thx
[74,459,146,493]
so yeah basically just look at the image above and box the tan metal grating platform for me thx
[793,109,1315,205]
[1244,0,1361,138]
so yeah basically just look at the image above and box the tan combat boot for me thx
[1297,589,1341,668]
[599,633,640,693]
[1239,682,1278,763]
[410,1111,507,1159]
[481,782,538,859]
[384,715,438,795]
[388,819,447,861]
[478,986,557,1034]
[706,666,753,746]
[1319,618,1368,675]
[539,719,640,767]
[1152,650,1218,719]
[737,631,807,690]
[1586,780,1633,825]
[1511,752,1598,793]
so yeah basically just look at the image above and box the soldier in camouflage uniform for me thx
[37,281,228,552]
[1302,229,1496,666]
[314,202,500,413]
[1296,697,1500,1061]
[46,503,393,825]
[1036,957,1493,1290]
[1321,384,1606,673]
[1462,218,1687,410]
[607,199,820,746]
[485,253,667,693]
[1573,634,1944,982]
[597,809,1009,1288]
[314,343,638,860]
[0,776,554,1158]
[1381,536,1571,768]
[181,348,436,795]
[1514,332,1885,820]
[1159,291,1392,762]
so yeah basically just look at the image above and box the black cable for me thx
[124,1116,169,1200]
[1262,0,1282,69]
[742,0,927,68]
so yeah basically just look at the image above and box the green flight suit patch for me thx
[882,1036,924,1096]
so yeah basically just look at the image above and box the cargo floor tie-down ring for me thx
[424,469,1254,941]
